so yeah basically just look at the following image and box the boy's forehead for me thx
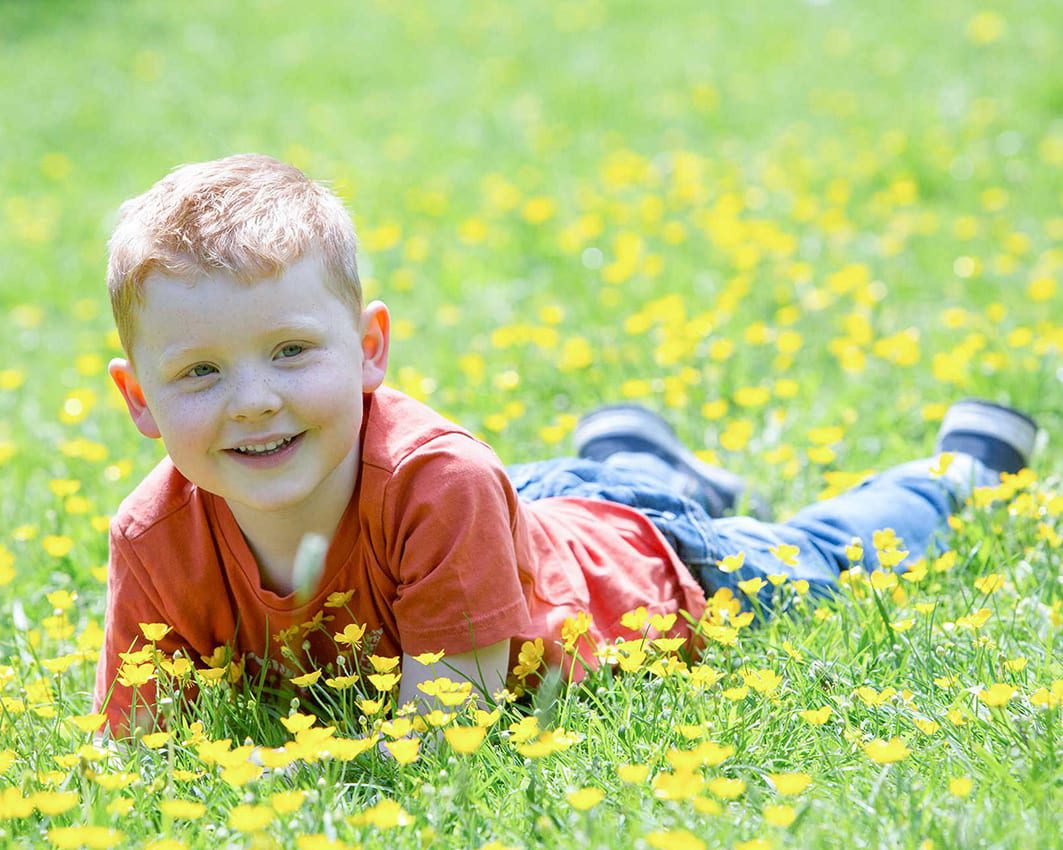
[133,259,357,356]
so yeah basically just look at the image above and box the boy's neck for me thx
[226,451,360,597]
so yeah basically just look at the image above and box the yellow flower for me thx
[220,762,262,787]
[384,738,421,765]
[620,606,649,631]
[741,668,782,695]
[412,649,445,665]
[973,574,1004,594]
[855,686,896,707]
[723,685,749,701]
[270,790,308,814]
[347,798,415,829]
[444,725,487,754]
[913,718,939,735]
[617,763,651,783]
[977,683,1017,707]
[645,829,705,850]
[566,787,605,811]
[767,772,811,795]
[929,452,955,477]
[514,638,545,679]
[107,797,134,816]
[281,713,317,734]
[334,623,366,646]
[717,552,745,573]
[68,713,107,733]
[369,672,401,691]
[707,777,745,799]
[117,663,154,687]
[770,544,799,566]
[324,590,355,608]
[694,741,735,767]
[45,589,77,611]
[966,11,1006,44]
[863,737,910,763]
[139,622,172,642]
[651,768,705,801]
[289,669,322,687]
[141,732,171,749]
[561,611,593,651]
[870,570,899,591]
[47,826,125,849]
[42,535,74,558]
[31,790,78,815]
[949,777,974,798]
[48,479,81,498]
[324,674,359,690]
[368,654,401,673]
[0,786,33,818]
[358,697,386,715]
[228,804,275,831]
[738,577,766,596]
[160,799,207,819]
[902,560,928,583]
[957,608,993,630]
[764,803,797,826]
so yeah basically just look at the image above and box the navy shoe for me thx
[573,404,772,520]
[935,399,1038,475]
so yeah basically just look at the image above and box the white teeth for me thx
[234,436,295,455]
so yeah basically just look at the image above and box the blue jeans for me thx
[507,452,996,611]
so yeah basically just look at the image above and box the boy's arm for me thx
[396,637,512,715]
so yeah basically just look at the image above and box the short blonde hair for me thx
[107,153,360,355]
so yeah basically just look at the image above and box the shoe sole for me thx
[573,404,769,517]
[939,400,1037,460]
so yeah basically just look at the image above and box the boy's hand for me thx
[396,638,512,717]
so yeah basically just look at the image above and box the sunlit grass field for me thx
[1,1,1061,848]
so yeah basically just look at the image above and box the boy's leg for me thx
[697,399,1038,610]
[572,404,771,519]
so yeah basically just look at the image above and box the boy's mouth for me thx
[226,432,305,458]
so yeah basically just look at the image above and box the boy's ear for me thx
[359,301,390,392]
[108,358,161,439]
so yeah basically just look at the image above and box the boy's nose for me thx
[227,371,283,420]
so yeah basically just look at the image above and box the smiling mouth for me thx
[229,433,304,456]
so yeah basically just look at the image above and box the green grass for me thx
[0,1,1061,848]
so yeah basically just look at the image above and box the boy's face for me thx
[109,254,389,522]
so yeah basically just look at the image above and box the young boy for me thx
[95,153,1039,739]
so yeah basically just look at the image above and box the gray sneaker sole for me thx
[573,405,769,518]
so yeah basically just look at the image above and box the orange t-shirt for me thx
[94,387,707,731]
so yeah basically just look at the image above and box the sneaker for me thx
[573,404,772,520]
[935,399,1038,475]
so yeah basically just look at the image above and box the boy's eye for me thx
[278,343,305,358]
[185,363,217,378]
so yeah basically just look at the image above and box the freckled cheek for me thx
[151,394,226,453]
[286,366,364,426]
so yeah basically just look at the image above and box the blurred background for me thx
[0,0,1060,528]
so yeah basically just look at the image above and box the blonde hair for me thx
[107,153,360,355]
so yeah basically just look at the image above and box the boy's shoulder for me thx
[363,385,494,473]
[110,455,200,542]
[109,387,498,541]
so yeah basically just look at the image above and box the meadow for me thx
[0,0,1061,847]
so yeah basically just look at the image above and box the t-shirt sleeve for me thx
[93,524,190,737]
[383,433,532,656]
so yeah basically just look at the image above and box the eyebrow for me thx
[157,319,329,366]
